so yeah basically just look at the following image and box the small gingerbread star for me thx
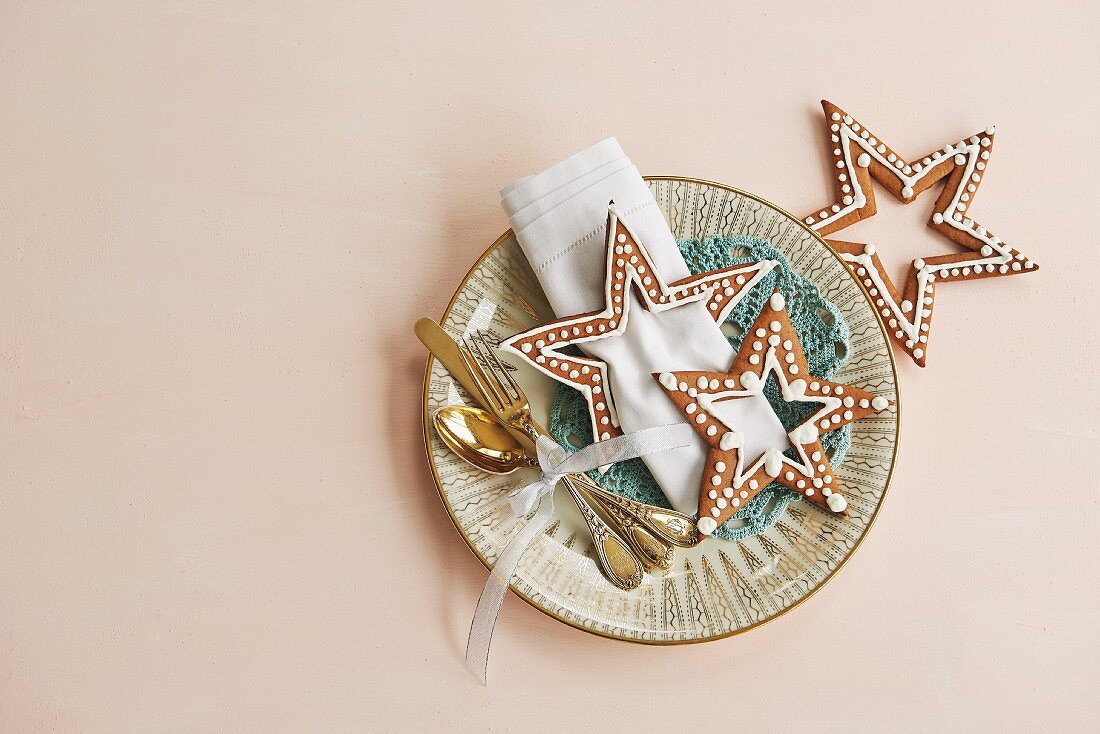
[502,204,777,444]
[803,100,1038,366]
[654,291,892,537]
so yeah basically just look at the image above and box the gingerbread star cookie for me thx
[803,100,1038,367]
[501,204,777,443]
[654,291,892,537]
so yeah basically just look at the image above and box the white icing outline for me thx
[690,347,841,490]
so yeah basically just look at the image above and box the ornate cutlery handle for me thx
[560,476,644,590]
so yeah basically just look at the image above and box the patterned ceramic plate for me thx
[421,177,900,643]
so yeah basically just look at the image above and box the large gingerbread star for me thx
[501,204,777,443]
[654,291,892,537]
[803,100,1038,367]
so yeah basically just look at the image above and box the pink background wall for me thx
[1,2,1096,731]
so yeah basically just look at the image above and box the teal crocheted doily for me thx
[548,236,852,541]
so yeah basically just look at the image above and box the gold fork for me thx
[457,336,646,589]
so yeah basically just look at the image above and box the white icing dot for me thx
[695,414,706,424]
[827,494,847,513]
[723,487,734,498]
[901,186,914,198]
[716,498,727,509]
[706,425,717,436]
[685,403,697,414]
[770,293,786,311]
[871,396,889,410]
[856,153,871,168]
[616,233,626,243]
[954,154,966,165]
[711,475,722,487]
[708,489,717,500]
[521,343,532,353]
[769,320,782,332]
[697,517,717,535]
[710,507,721,518]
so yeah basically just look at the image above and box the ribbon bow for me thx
[465,423,693,684]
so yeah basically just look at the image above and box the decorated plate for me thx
[421,176,900,643]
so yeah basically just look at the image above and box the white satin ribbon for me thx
[465,423,693,684]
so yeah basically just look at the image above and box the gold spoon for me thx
[434,406,698,556]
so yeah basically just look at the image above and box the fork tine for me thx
[466,336,510,408]
[475,332,522,400]
[458,341,504,411]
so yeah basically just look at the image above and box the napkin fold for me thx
[501,139,787,513]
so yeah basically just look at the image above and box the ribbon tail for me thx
[465,491,556,685]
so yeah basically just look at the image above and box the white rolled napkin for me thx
[501,139,787,513]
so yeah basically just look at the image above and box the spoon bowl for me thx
[433,405,531,474]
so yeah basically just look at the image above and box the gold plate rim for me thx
[419,175,902,645]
